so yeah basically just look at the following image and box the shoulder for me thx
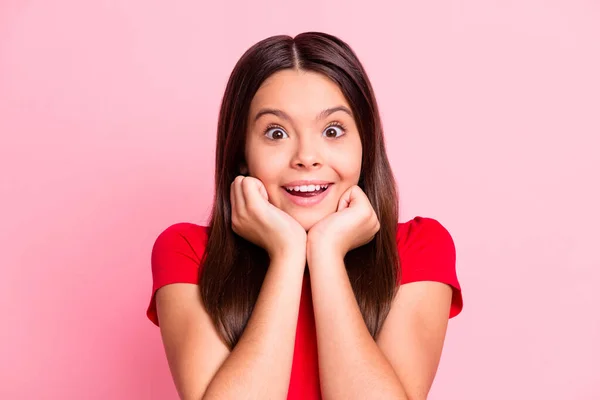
[396,216,455,256]
[151,222,210,277]
[152,222,210,262]
[147,222,210,325]
[395,216,463,318]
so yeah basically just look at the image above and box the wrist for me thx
[269,243,307,264]
[306,239,345,265]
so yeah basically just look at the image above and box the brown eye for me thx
[323,125,344,138]
[265,127,289,140]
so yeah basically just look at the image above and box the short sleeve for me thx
[396,216,463,318]
[146,222,209,326]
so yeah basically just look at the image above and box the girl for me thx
[147,32,463,400]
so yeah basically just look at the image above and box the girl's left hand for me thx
[307,185,380,260]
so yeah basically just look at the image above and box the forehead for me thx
[249,69,350,117]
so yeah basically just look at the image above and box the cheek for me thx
[247,150,288,189]
[331,147,362,182]
[347,157,362,181]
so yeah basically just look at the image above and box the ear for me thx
[239,163,249,175]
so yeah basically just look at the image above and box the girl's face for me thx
[244,69,363,231]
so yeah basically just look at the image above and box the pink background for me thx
[1,1,599,399]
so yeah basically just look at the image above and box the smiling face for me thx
[244,69,363,231]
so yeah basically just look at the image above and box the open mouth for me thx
[283,184,331,197]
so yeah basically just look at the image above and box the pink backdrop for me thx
[1,1,599,399]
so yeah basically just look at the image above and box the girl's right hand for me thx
[230,175,307,260]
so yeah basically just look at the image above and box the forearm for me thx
[203,251,305,400]
[308,252,408,400]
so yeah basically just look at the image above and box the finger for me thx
[232,175,246,216]
[246,177,269,202]
[241,177,266,214]
[257,180,269,201]
[337,185,358,212]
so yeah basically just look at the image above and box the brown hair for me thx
[200,32,400,349]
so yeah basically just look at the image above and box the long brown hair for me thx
[200,32,400,349]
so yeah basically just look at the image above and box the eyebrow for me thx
[253,105,353,123]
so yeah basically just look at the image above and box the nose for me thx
[291,135,322,170]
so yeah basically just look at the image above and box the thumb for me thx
[337,186,357,212]
[252,178,269,202]
[242,177,269,207]
[257,181,269,201]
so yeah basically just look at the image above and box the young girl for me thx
[147,32,463,400]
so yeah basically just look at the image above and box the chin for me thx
[290,212,327,232]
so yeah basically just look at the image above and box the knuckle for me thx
[231,177,240,189]
[246,201,258,216]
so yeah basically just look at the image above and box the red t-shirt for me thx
[147,216,463,399]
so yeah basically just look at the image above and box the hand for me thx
[307,185,380,260]
[230,175,307,259]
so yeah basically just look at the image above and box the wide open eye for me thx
[322,123,346,138]
[264,125,289,140]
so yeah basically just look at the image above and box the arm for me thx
[376,281,452,399]
[307,251,408,400]
[308,251,452,400]
[156,250,306,400]
[304,185,456,399]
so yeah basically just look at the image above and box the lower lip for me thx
[282,185,333,207]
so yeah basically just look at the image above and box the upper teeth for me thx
[285,184,328,192]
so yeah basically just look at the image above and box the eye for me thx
[322,122,346,138]
[264,125,289,140]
